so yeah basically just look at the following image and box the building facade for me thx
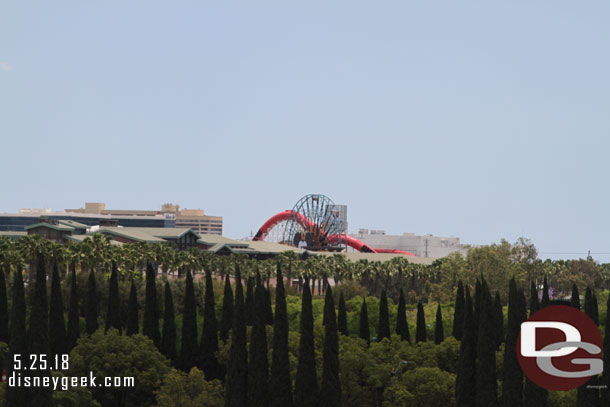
[66,202,223,235]
[349,229,467,259]
[0,211,173,231]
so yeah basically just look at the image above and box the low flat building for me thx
[349,229,467,259]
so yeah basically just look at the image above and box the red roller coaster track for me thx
[253,210,415,257]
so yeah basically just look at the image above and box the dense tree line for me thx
[0,235,609,407]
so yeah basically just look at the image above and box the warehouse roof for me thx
[57,219,89,230]
[25,222,74,232]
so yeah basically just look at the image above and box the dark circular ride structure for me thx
[253,194,414,256]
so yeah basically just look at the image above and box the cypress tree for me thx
[583,287,599,325]
[337,292,349,336]
[475,281,497,407]
[66,264,80,349]
[28,253,52,406]
[529,281,539,314]
[248,273,270,406]
[85,269,98,335]
[456,286,476,407]
[245,276,254,326]
[600,293,610,406]
[160,281,177,363]
[578,287,600,406]
[126,278,139,336]
[7,268,27,407]
[294,279,318,407]
[452,280,465,340]
[0,266,8,344]
[434,303,444,345]
[502,279,525,407]
[105,262,122,333]
[396,288,409,343]
[524,281,548,407]
[49,261,67,359]
[493,292,503,350]
[591,293,599,326]
[270,264,292,407]
[265,285,274,325]
[473,279,482,339]
[143,263,160,348]
[416,301,427,343]
[226,266,248,407]
[571,284,581,309]
[377,289,390,341]
[220,273,233,344]
[320,285,341,407]
[179,270,198,371]
[200,269,221,381]
[541,276,550,308]
[358,297,370,345]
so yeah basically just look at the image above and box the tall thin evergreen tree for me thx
[320,285,341,407]
[473,279,482,341]
[105,262,122,333]
[377,289,390,341]
[248,273,270,407]
[434,304,444,345]
[160,281,177,364]
[126,278,139,336]
[200,269,221,380]
[583,287,600,325]
[452,280,465,340]
[245,276,254,326]
[570,284,580,309]
[7,268,27,407]
[475,281,497,407]
[578,288,600,406]
[359,297,370,345]
[396,288,409,343]
[179,270,198,371]
[493,292,503,350]
[337,292,349,336]
[270,264,292,407]
[529,281,539,314]
[456,286,476,407]
[294,279,318,407]
[0,266,9,343]
[220,273,234,344]
[143,263,160,348]
[49,261,67,359]
[416,301,427,343]
[226,266,248,407]
[541,276,550,308]
[265,285,274,325]
[502,279,525,407]
[28,253,52,406]
[591,293,599,326]
[600,293,610,406]
[85,269,98,335]
[66,264,80,349]
[524,281,547,407]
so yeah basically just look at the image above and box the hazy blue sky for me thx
[2,2,609,260]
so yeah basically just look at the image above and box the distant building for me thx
[349,229,467,259]
[65,202,223,235]
[0,210,172,232]
[24,219,89,243]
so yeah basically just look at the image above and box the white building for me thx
[349,229,467,259]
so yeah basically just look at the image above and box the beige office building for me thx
[66,202,223,235]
